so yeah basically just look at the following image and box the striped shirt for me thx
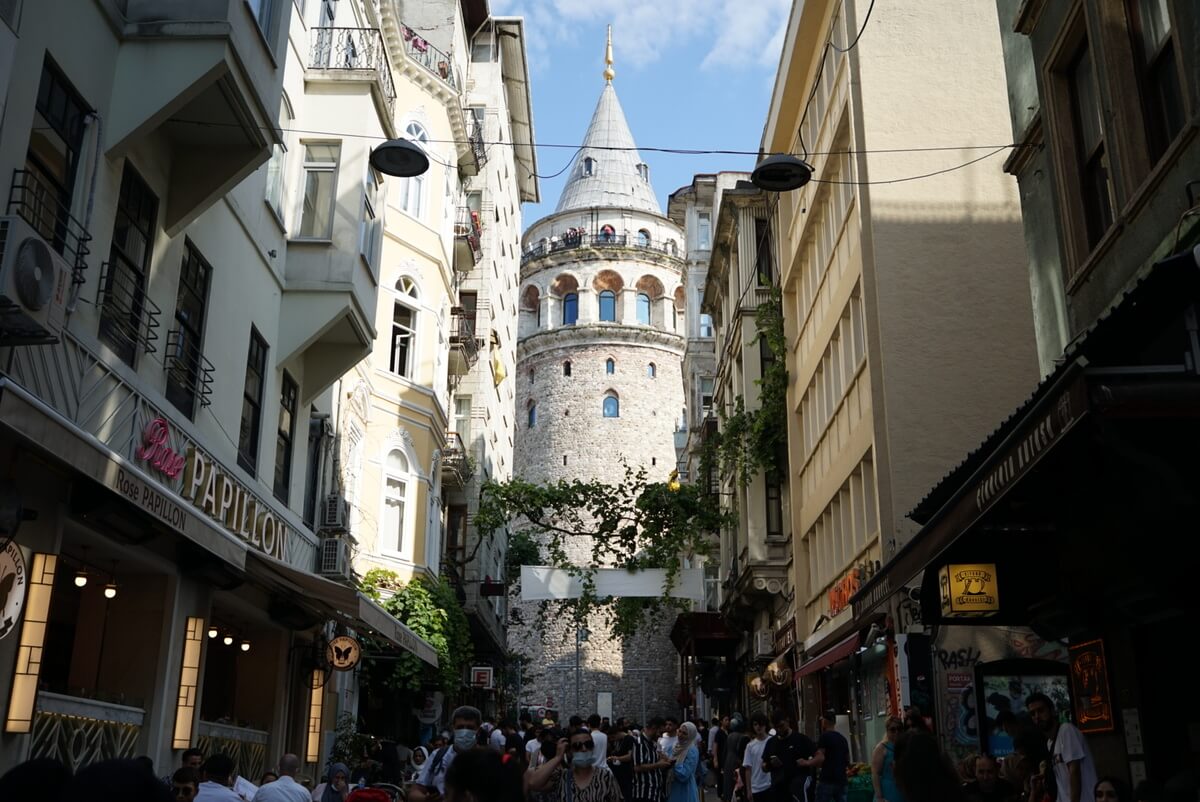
[631,732,665,802]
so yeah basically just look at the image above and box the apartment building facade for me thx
[762,0,1038,754]
[0,0,436,777]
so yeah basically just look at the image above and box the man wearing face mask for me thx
[410,706,483,802]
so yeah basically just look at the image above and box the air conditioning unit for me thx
[753,628,774,658]
[318,537,351,579]
[321,493,350,532]
[0,215,71,344]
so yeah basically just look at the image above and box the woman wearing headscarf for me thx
[667,722,701,802]
[408,748,431,784]
[310,763,350,802]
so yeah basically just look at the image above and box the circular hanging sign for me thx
[0,541,27,642]
[326,635,362,671]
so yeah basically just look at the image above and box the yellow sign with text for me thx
[939,563,1000,617]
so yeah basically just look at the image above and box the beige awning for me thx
[245,551,438,667]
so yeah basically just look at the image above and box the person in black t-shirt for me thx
[761,710,816,802]
[798,711,849,802]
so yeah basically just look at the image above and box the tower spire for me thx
[604,25,615,82]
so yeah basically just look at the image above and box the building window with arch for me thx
[637,228,651,247]
[603,393,620,418]
[606,358,615,374]
[390,277,419,377]
[599,224,616,243]
[563,360,572,376]
[647,363,656,378]
[398,121,429,218]
[583,157,596,176]
[636,292,651,325]
[383,448,410,554]
[562,292,579,325]
[667,240,677,256]
[598,290,616,321]
[527,401,537,428]
[636,163,649,181]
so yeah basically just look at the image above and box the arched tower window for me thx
[603,393,620,418]
[563,361,572,376]
[562,293,579,325]
[383,448,411,554]
[527,401,537,428]
[583,157,596,176]
[600,224,616,243]
[598,290,616,321]
[648,363,656,378]
[637,229,651,247]
[637,163,649,181]
[605,358,615,375]
[636,293,651,325]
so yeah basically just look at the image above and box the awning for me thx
[852,246,1200,622]
[794,632,859,682]
[245,552,439,667]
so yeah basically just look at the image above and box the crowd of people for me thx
[0,696,1171,802]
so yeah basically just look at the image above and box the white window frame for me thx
[697,211,712,249]
[265,93,292,223]
[398,121,429,219]
[295,140,340,239]
[381,448,413,559]
[359,166,383,269]
[390,277,420,378]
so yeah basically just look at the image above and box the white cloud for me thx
[492,0,788,74]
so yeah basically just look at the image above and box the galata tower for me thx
[510,30,687,722]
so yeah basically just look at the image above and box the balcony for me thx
[442,429,474,487]
[307,27,396,122]
[96,260,161,364]
[165,327,215,418]
[521,232,682,265]
[448,308,480,375]
[8,168,92,282]
[399,24,458,90]
[459,107,488,177]
[743,285,776,312]
[724,544,790,614]
[454,206,483,269]
[99,0,283,234]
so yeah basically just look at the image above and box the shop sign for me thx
[471,666,494,689]
[182,447,287,560]
[135,417,186,479]
[1069,639,1114,733]
[327,635,362,671]
[827,568,862,617]
[938,563,999,617]
[0,541,27,641]
[773,618,796,653]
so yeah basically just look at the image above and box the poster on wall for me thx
[1069,639,1114,733]
[974,659,1071,758]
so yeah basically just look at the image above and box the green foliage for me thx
[474,463,731,638]
[505,530,541,586]
[358,569,473,692]
[328,712,378,770]
[714,287,789,486]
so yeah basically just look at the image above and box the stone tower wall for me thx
[510,243,688,724]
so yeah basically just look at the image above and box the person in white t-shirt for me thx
[740,714,772,802]
[588,714,610,768]
[658,718,679,758]
[1026,692,1097,802]
[197,755,246,802]
[252,754,309,802]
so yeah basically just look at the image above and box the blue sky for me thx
[491,0,792,227]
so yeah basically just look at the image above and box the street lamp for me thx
[574,626,590,712]
[750,153,813,192]
[369,138,430,178]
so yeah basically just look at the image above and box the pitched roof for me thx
[554,82,661,215]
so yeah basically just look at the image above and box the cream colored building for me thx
[0,0,434,777]
[762,0,1037,745]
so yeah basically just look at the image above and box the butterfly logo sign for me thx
[327,635,362,671]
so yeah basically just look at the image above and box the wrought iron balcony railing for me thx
[165,327,215,418]
[8,168,92,283]
[309,27,396,116]
[467,107,487,168]
[521,231,682,265]
[97,260,161,362]
[442,429,474,485]
[454,206,483,264]
[449,308,480,366]
[400,24,457,89]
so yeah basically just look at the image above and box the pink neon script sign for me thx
[136,417,186,479]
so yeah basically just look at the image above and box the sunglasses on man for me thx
[570,741,596,752]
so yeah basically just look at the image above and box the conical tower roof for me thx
[554,46,661,215]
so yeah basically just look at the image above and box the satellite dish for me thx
[14,237,56,311]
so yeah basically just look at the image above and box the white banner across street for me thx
[520,565,705,601]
